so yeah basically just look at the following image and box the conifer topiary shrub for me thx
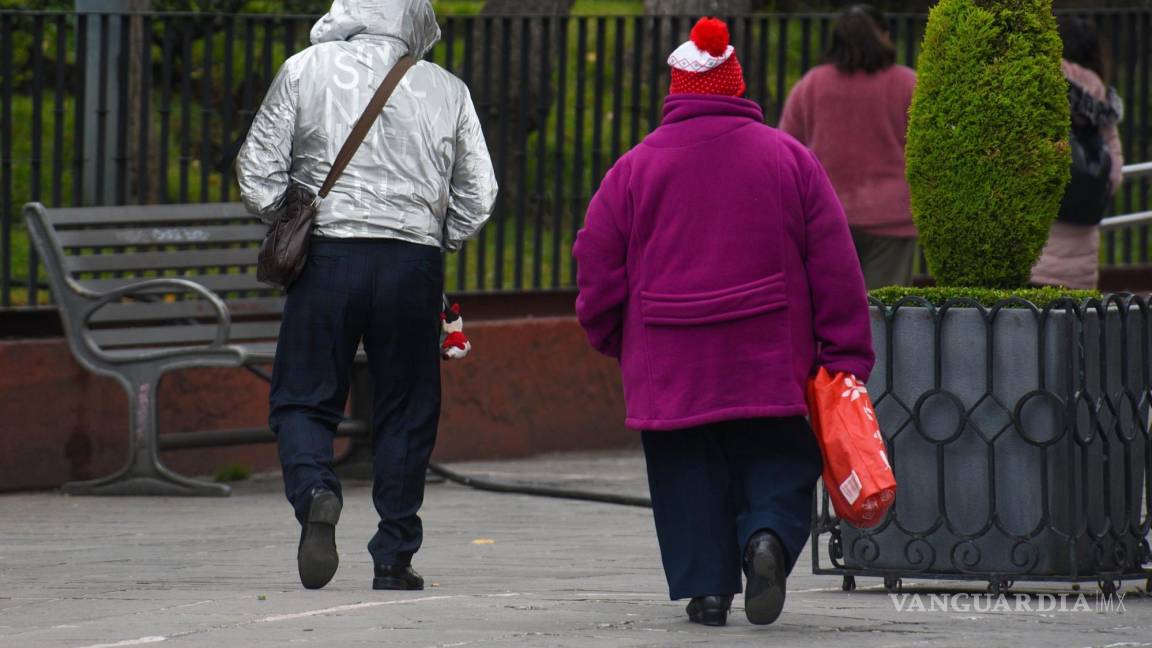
[906,0,1070,289]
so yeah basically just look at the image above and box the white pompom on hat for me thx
[667,20,735,72]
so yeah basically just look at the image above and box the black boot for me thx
[686,595,733,626]
[744,530,787,625]
[373,564,425,591]
[297,487,342,590]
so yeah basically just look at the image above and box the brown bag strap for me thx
[317,55,416,201]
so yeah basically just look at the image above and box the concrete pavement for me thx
[0,451,1149,648]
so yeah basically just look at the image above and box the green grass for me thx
[571,1,645,15]
[4,92,74,306]
[213,463,253,482]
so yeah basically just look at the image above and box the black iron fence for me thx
[1,9,1150,308]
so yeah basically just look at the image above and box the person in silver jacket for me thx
[237,0,496,249]
[236,0,497,592]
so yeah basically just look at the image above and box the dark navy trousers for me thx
[270,238,443,567]
[641,417,824,600]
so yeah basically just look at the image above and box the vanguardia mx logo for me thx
[889,592,1128,614]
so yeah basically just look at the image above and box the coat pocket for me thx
[639,273,787,326]
[635,273,794,421]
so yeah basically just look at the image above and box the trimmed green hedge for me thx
[869,285,1100,308]
[906,0,1070,289]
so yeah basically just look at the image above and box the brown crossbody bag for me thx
[257,56,416,289]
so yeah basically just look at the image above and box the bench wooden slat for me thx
[56,224,268,248]
[43,203,254,226]
[66,248,260,274]
[90,320,282,348]
[90,297,285,324]
[77,272,272,296]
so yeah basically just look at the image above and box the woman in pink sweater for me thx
[1031,17,1124,290]
[779,5,917,289]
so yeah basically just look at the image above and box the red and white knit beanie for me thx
[668,17,746,97]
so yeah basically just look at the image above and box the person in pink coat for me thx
[573,17,874,628]
[1031,16,1125,289]
[779,5,918,289]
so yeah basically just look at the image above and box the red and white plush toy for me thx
[441,302,471,360]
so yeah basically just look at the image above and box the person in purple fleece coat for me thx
[573,17,874,628]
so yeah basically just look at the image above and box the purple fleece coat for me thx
[573,94,874,431]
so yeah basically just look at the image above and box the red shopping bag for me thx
[806,367,896,528]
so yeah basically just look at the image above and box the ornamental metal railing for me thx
[812,294,1152,594]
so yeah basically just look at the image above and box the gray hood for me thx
[310,0,441,57]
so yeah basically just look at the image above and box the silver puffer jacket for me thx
[236,0,497,251]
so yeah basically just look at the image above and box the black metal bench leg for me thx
[62,375,231,497]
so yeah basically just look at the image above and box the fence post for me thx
[75,0,119,206]
[75,0,148,206]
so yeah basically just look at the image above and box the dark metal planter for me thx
[812,295,1152,594]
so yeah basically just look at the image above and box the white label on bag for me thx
[840,470,862,505]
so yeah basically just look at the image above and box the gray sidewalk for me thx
[0,451,1149,648]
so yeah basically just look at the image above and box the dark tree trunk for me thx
[125,0,156,202]
[480,0,574,131]
[478,0,575,218]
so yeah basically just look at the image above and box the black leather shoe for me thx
[373,564,425,591]
[744,531,787,625]
[298,487,342,590]
[686,595,733,626]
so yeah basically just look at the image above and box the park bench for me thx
[23,202,371,497]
